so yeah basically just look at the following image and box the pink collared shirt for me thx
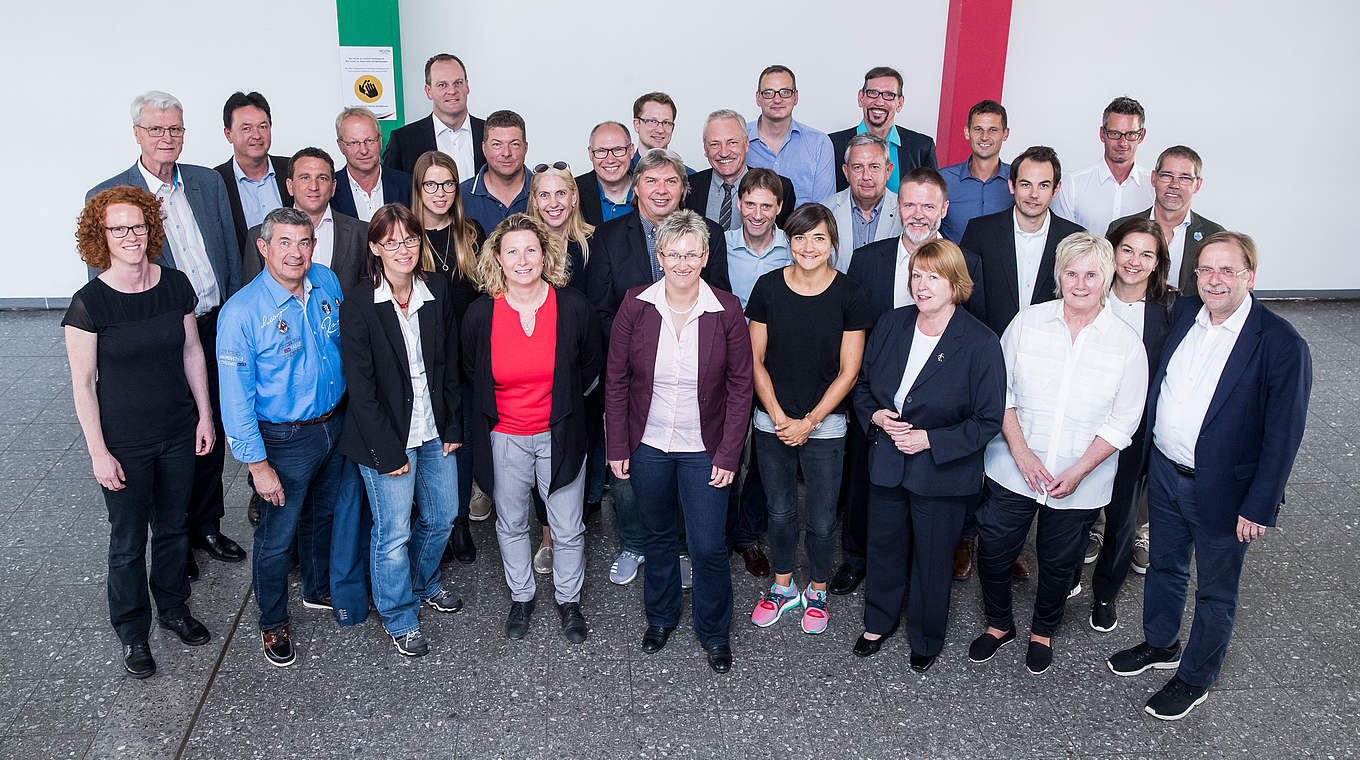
[638,279,725,453]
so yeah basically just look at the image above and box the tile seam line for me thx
[174,585,253,759]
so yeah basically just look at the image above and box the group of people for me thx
[67,53,1312,722]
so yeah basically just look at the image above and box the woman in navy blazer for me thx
[605,210,753,673]
[851,239,1005,671]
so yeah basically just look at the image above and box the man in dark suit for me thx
[829,66,937,195]
[87,90,245,573]
[383,53,485,180]
[1108,145,1224,292]
[1108,232,1310,721]
[213,91,292,262]
[333,108,412,221]
[686,109,796,233]
[575,121,636,227]
[243,148,368,293]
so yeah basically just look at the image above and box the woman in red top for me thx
[461,214,601,644]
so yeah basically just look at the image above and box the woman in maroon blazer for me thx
[605,210,753,674]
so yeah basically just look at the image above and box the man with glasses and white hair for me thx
[575,121,637,227]
[747,65,836,207]
[829,66,938,195]
[332,108,412,222]
[88,89,245,579]
[1053,96,1155,235]
[686,109,796,232]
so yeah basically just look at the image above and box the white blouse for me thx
[374,277,439,449]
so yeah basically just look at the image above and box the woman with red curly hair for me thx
[64,185,217,679]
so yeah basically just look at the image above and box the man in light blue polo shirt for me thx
[940,99,1013,243]
[746,65,836,208]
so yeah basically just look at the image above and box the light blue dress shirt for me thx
[725,228,792,309]
[232,157,284,230]
[746,119,835,212]
[939,159,1012,243]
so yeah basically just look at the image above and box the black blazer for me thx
[461,286,602,495]
[566,238,590,295]
[584,210,731,341]
[684,168,797,230]
[1108,207,1226,291]
[853,305,1005,496]
[337,274,463,473]
[961,207,1084,337]
[331,166,413,219]
[1144,295,1311,529]
[829,125,938,192]
[244,209,369,292]
[574,170,610,228]
[213,155,293,259]
[382,114,486,177]
[846,237,985,326]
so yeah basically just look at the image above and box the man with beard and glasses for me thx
[829,66,938,195]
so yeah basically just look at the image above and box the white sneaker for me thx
[1068,582,1082,599]
[533,545,554,575]
[679,553,693,590]
[469,485,493,522]
[610,551,645,585]
[1132,537,1150,575]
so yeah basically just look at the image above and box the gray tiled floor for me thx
[0,303,1355,759]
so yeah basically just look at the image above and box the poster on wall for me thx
[339,46,396,120]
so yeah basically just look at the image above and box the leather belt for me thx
[1170,460,1195,478]
[274,405,339,427]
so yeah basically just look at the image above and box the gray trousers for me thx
[490,431,586,604]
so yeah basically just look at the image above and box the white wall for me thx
[1002,0,1359,292]
[3,0,341,302]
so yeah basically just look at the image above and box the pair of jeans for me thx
[103,430,196,645]
[727,422,767,550]
[252,413,345,632]
[756,431,844,583]
[611,471,645,554]
[977,479,1099,637]
[330,459,370,626]
[359,438,458,636]
[1143,450,1250,687]
[631,444,732,649]
[490,431,586,604]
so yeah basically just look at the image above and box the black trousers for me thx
[104,431,196,644]
[1082,442,1148,603]
[837,419,870,571]
[977,479,1099,637]
[188,309,226,537]
[726,421,767,550]
[864,484,969,656]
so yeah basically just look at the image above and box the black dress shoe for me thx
[829,562,865,596]
[853,634,884,658]
[640,624,675,653]
[193,532,246,562]
[123,642,155,678]
[705,643,732,673]
[159,615,211,646]
[185,552,200,582]
[505,600,535,640]
[451,516,476,564]
[910,651,938,673]
[583,500,602,522]
[558,602,588,644]
[247,493,262,526]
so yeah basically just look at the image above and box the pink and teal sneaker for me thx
[751,583,802,628]
[801,589,829,634]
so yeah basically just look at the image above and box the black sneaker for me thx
[262,626,296,667]
[558,602,588,644]
[392,629,429,657]
[1026,639,1053,674]
[123,642,155,679]
[1145,676,1209,720]
[505,600,535,639]
[423,588,464,613]
[1090,600,1117,632]
[968,629,1017,663]
[1108,640,1182,677]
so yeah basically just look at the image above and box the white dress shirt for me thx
[1153,296,1252,469]
[1014,209,1051,308]
[638,279,725,453]
[1107,292,1146,338]
[348,170,385,222]
[984,300,1148,509]
[892,237,916,309]
[374,277,440,449]
[1153,209,1194,289]
[434,115,475,183]
[137,161,219,314]
[311,207,335,270]
[1051,161,1154,236]
[893,326,942,412]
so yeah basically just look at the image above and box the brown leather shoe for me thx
[739,546,770,577]
[1012,553,1031,579]
[952,537,977,580]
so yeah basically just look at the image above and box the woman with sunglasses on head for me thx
[411,150,486,562]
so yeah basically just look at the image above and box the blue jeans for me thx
[252,414,345,632]
[611,472,645,554]
[1143,451,1250,687]
[330,459,370,626]
[631,444,732,649]
[757,431,844,582]
[360,438,458,636]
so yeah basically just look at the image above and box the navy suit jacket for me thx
[961,207,1084,337]
[1145,295,1312,530]
[382,114,486,177]
[845,237,985,326]
[829,124,937,192]
[852,304,1005,496]
[213,155,293,259]
[331,166,413,219]
[86,161,241,297]
[684,168,797,230]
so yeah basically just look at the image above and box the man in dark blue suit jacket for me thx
[828,67,937,194]
[332,108,412,221]
[1108,232,1311,721]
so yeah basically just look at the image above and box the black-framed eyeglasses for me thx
[105,223,149,238]
[635,117,675,129]
[1103,128,1145,142]
[135,125,186,138]
[422,180,457,194]
[378,236,422,252]
[861,88,900,101]
[757,88,796,100]
[590,146,630,159]
[534,161,569,174]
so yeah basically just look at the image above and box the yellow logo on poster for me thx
[354,76,383,103]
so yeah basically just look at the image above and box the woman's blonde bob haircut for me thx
[907,238,973,304]
[477,213,570,296]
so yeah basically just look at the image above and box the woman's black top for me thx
[62,265,197,447]
[424,220,486,322]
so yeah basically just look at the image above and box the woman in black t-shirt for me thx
[745,204,871,636]
[64,186,216,679]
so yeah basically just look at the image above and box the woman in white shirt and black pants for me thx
[968,231,1148,675]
